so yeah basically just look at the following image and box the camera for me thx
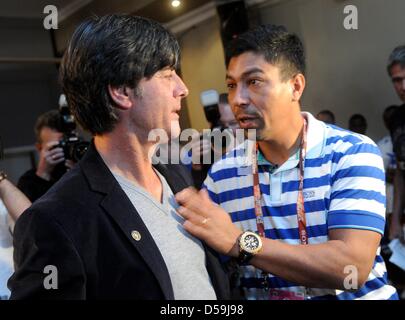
[55,94,89,162]
[200,89,234,152]
[200,89,222,129]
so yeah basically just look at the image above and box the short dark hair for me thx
[349,114,367,131]
[317,110,336,124]
[225,24,305,81]
[34,110,63,143]
[60,14,180,135]
[349,114,367,123]
[387,45,405,75]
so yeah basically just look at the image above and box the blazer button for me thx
[131,230,141,241]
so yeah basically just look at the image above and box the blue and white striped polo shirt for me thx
[203,112,398,300]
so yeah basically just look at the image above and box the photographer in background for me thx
[17,109,75,202]
[316,109,336,125]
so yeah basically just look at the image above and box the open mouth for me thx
[237,116,260,128]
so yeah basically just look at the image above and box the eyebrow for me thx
[226,67,264,80]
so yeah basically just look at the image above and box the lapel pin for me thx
[131,230,141,241]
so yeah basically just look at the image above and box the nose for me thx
[175,73,189,98]
[230,84,249,109]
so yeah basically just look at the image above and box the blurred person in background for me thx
[188,93,239,189]
[377,105,399,230]
[17,110,75,202]
[316,109,336,125]
[348,113,367,135]
[386,45,405,243]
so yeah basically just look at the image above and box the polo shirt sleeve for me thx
[327,140,386,235]
[202,169,220,205]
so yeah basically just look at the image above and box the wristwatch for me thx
[0,171,7,183]
[237,231,263,265]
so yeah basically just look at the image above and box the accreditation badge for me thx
[268,288,305,300]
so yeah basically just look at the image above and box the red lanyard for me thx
[252,118,308,245]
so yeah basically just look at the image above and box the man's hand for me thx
[175,187,242,256]
[65,160,76,171]
[36,141,65,181]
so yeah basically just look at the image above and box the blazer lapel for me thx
[100,187,174,300]
[80,142,174,299]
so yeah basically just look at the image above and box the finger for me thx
[65,160,75,169]
[46,141,60,149]
[177,190,211,218]
[177,205,206,224]
[175,187,198,204]
[199,188,212,203]
[46,153,65,164]
[53,157,65,164]
[47,153,64,161]
[47,148,64,155]
[182,219,209,239]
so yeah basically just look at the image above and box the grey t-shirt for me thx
[113,170,217,300]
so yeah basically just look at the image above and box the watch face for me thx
[240,232,262,254]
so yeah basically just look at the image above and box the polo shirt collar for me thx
[246,111,327,174]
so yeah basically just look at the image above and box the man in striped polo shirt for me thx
[176,24,398,300]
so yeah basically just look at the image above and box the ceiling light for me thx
[171,0,181,8]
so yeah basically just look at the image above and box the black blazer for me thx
[8,143,230,300]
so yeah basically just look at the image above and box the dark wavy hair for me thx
[60,14,180,135]
[387,45,405,75]
[225,24,306,81]
[34,110,63,142]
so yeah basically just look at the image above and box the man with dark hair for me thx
[316,109,335,125]
[176,24,398,300]
[386,45,405,243]
[9,15,229,300]
[17,110,74,202]
[348,114,367,135]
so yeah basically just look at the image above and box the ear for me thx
[108,85,134,110]
[290,73,306,102]
[35,142,42,152]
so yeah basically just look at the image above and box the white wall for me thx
[179,15,228,131]
[257,0,405,141]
